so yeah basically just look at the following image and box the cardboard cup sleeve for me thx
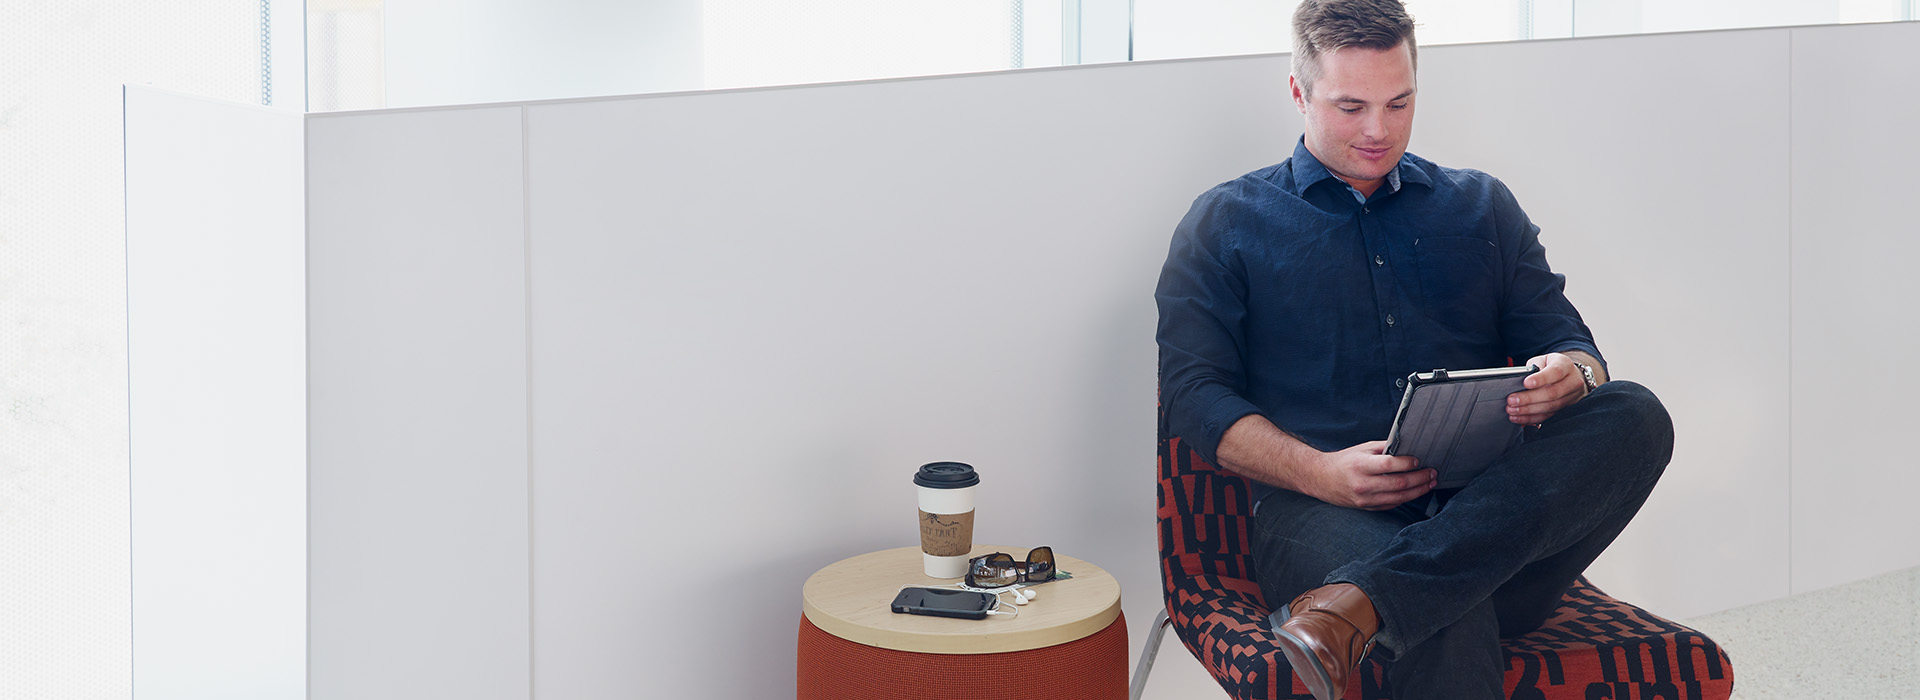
[918,509,975,558]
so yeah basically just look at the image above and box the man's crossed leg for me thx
[1251,381,1675,700]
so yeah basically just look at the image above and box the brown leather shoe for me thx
[1272,583,1380,700]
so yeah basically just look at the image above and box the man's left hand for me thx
[1507,353,1592,425]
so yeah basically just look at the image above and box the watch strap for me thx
[1572,362,1599,392]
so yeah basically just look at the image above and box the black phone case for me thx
[889,588,994,620]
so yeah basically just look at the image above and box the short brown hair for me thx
[1291,0,1418,98]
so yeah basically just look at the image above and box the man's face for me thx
[1291,42,1417,196]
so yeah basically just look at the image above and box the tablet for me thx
[1384,365,1538,489]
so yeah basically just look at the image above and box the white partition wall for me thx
[125,88,306,700]
[128,21,1920,700]
[1788,21,1920,594]
[304,107,532,700]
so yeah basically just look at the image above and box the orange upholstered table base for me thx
[797,611,1128,699]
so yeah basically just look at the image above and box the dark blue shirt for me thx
[1155,138,1602,500]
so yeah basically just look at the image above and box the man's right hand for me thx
[1216,416,1437,511]
[1300,441,1436,511]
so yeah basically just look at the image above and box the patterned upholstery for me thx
[1157,422,1736,699]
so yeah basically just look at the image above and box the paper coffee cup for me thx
[915,462,979,578]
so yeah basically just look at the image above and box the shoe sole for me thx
[1273,602,1340,700]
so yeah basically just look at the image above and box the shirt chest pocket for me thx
[1413,236,1502,334]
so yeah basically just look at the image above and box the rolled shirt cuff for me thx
[1190,393,1264,468]
[1549,343,1607,375]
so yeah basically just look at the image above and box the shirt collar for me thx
[1284,136,1429,199]
[1344,167,1403,204]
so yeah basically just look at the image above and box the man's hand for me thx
[1296,441,1435,511]
[1216,417,1434,511]
[1507,352,1602,425]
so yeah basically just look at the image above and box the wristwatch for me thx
[1572,362,1599,393]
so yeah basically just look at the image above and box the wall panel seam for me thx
[120,85,137,700]
[1785,27,1795,597]
[302,109,314,700]
[522,104,537,700]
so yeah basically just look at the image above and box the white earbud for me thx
[1018,586,1038,601]
[1011,588,1032,605]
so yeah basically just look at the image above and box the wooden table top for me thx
[800,545,1123,654]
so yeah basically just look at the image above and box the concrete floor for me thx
[1681,566,1919,699]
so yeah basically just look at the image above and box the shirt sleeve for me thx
[1492,180,1607,372]
[1155,193,1265,467]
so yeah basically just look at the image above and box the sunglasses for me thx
[965,547,1056,589]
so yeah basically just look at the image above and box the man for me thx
[1153,1,1674,698]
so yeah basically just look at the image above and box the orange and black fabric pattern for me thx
[1157,415,1735,700]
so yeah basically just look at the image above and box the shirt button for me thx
[1374,254,1385,266]
[1386,314,1397,327]
[1396,378,1407,389]
[1363,206,1371,214]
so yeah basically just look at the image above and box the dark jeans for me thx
[1251,380,1674,700]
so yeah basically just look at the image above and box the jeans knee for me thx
[1594,380,1674,465]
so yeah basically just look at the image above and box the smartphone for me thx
[889,587,997,620]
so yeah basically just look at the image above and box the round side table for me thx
[797,545,1126,699]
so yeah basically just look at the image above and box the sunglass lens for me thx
[1026,546,1055,581]
[969,553,1018,588]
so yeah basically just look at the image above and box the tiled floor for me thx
[1681,566,1919,699]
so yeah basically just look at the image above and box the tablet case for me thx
[1384,366,1537,489]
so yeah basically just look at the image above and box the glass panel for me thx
[1633,0,1904,36]
[310,0,387,111]
[1133,0,1527,63]
[703,0,1053,90]
[305,0,1918,109]
[1133,0,1299,61]
[1407,0,1524,45]
[1133,0,1913,66]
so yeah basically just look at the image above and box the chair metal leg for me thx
[1128,608,1174,700]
